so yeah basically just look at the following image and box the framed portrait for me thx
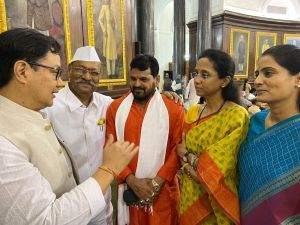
[283,33,300,48]
[0,0,7,33]
[255,32,277,70]
[0,0,72,80]
[86,0,126,86]
[229,28,250,78]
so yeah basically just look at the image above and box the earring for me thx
[221,85,225,88]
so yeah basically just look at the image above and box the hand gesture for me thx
[102,134,138,175]
[162,91,183,105]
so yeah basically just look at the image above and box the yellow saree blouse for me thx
[179,104,249,225]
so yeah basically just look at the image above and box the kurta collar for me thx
[0,95,44,119]
[64,84,98,112]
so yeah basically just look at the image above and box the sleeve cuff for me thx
[77,177,106,218]
[157,171,172,182]
[117,169,133,184]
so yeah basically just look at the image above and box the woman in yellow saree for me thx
[177,49,249,225]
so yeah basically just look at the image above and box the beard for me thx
[131,83,156,101]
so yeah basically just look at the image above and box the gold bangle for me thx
[193,159,198,171]
[181,163,189,170]
[182,163,192,178]
[99,165,116,178]
[189,154,197,168]
[185,167,192,179]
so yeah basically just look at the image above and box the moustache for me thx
[132,87,145,92]
[75,78,96,87]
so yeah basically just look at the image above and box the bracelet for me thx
[181,163,191,178]
[181,163,189,170]
[189,154,197,168]
[184,167,193,179]
[99,165,116,178]
[192,158,198,171]
[152,179,161,192]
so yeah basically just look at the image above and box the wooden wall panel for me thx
[212,25,223,50]
[187,22,197,74]
[188,11,300,82]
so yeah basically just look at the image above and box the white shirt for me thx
[184,78,200,109]
[0,136,105,225]
[171,80,182,92]
[246,93,256,101]
[44,85,113,225]
[44,85,113,183]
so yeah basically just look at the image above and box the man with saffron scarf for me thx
[106,54,184,225]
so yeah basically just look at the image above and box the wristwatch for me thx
[182,151,189,163]
[152,179,161,192]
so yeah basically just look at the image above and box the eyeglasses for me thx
[71,66,100,77]
[28,62,62,80]
[191,72,197,77]
[192,71,210,80]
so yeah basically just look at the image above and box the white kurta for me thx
[184,78,200,109]
[0,96,105,225]
[44,84,113,225]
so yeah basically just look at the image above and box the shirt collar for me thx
[64,84,98,112]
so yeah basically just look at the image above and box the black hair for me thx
[130,54,159,77]
[242,78,248,91]
[250,98,257,104]
[262,44,300,110]
[199,96,206,104]
[249,87,256,94]
[198,49,240,105]
[0,28,61,88]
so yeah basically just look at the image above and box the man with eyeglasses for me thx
[0,28,138,225]
[27,61,63,80]
[44,46,114,225]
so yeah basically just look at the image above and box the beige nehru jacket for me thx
[0,95,76,197]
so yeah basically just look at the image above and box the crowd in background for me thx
[162,67,269,116]
[0,28,299,225]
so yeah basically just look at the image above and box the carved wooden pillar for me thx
[187,21,197,74]
[196,0,212,59]
[135,0,154,55]
[173,0,185,79]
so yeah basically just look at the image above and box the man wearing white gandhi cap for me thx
[44,46,180,225]
[44,46,114,225]
[71,46,102,63]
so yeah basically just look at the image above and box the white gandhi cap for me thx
[71,46,101,63]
